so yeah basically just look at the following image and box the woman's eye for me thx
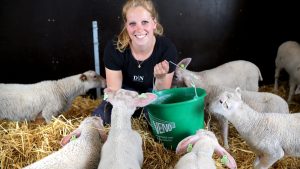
[128,22,136,26]
[142,21,149,25]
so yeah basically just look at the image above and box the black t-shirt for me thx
[103,36,178,93]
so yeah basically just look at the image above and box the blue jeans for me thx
[92,100,150,125]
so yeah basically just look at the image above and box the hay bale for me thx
[1,84,300,169]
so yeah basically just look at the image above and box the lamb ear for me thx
[235,87,242,99]
[177,58,192,69]
[80,74,87,81]
[98,129,107,143]
[175,135,200,155]
[97,117,108,142]
[134,93,157,107]
[214,144,237,169]
[60,130,81,146]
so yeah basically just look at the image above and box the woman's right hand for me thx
[154,60,169,79]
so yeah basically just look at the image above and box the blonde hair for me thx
[116,0,163,52]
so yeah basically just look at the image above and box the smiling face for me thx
[125,6,157,48]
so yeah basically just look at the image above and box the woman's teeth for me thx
[135,34,146,39]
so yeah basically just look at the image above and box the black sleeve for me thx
[103,40,123,71]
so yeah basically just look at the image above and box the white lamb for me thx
[0,70,106,123]
[209,89,300,169]
[174,129,237,169]
[205,85,289,149]
[23,116,107,169]
[173,58,287,148]
[174,58,263,92]
[98,88,157,169]
[274,41,300,102]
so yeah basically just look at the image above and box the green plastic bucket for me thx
[146,87,206,150]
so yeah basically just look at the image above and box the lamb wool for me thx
[23,116,106,169]
[209,89,300,168]
[174,58,262,92]
[275,41,300,102]
[98,89,157,169]
[0,70,106,123]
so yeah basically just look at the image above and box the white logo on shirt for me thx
[133,75,144,82]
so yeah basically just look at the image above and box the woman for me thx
[93,0,178,124]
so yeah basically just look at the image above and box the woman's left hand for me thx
[154,60,169,79]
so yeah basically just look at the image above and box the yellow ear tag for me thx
[180,64,185,69]
[70,135,77,141]
[103,93,108,100]
[221,155,229,165]
[187,143,193,153]
[138,93,147,98]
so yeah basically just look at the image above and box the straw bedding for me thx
[1,83,300,169]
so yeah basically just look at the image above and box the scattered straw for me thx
[1,84,300,169]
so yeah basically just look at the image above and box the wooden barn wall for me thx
[0,0,299,85]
